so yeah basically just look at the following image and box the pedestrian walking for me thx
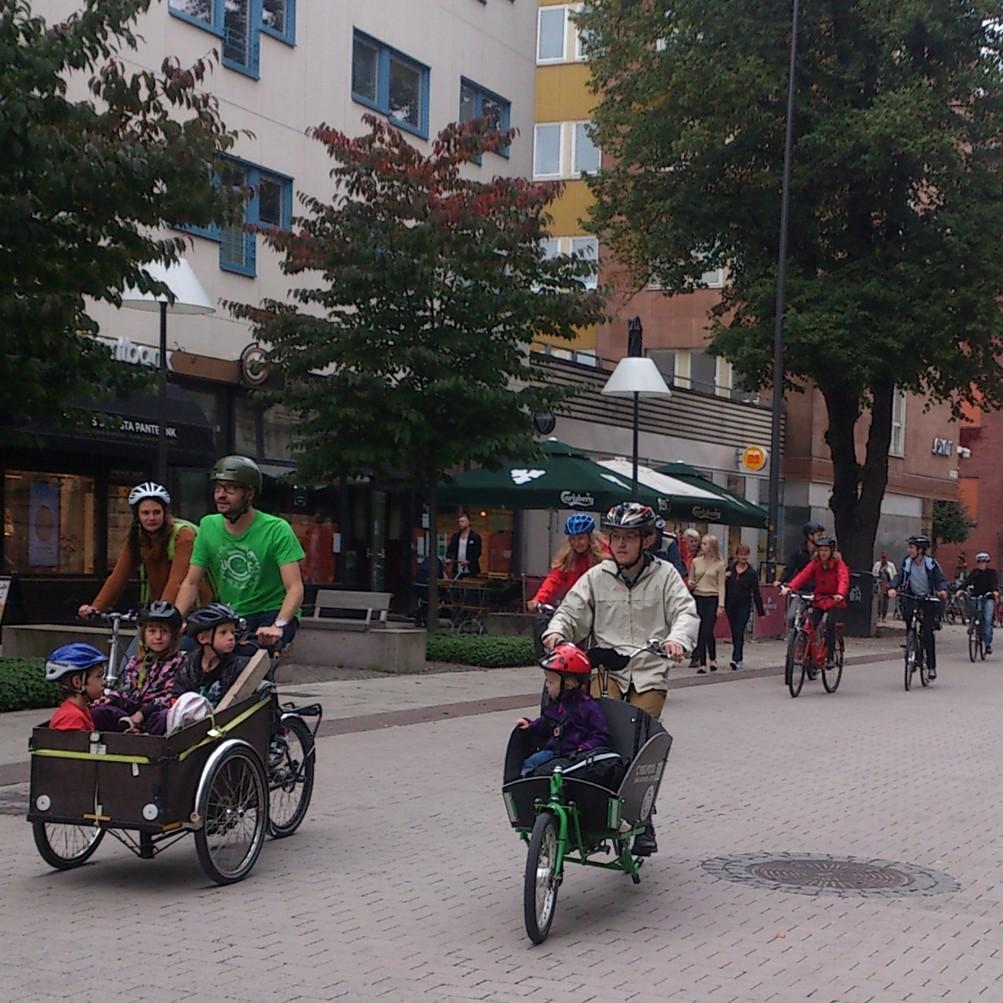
[872,551,897,620]
[688,533,726,672]
[725,543,765,670]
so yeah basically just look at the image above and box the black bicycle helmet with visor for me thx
[139,600,182,630]
[602,502,657,533]
[185,602,241,643]
[803,520,824,538]
[907,534,932,552]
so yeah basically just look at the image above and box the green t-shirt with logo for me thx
[190,511,305,618]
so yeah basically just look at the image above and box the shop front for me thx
[1,386,215,624]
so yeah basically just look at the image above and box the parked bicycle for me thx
[943,583,968,625]
[782,592,844,698]
[903,595,943,690]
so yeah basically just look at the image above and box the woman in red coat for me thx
[527,513,606,612]
[783,535,849,666]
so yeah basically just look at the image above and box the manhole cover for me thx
[702,852,959,897]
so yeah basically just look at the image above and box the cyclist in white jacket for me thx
[543,502,699,856]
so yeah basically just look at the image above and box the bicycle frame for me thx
[526,770,646,882]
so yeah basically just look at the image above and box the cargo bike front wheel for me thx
[194,740,269,885]
[524,812,561,945]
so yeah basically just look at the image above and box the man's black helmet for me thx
[211,455,262,493]
[803,521,824,537]
[185,602,240,638]
[815,535,836,549]
[907,534,932,551]
[138,600,182,629]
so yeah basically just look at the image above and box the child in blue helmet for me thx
[45,644,108,731]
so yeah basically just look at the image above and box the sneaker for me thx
[689,658,699,668]
[696,666,706,674]
[928,666,938,680]
[987,646,993,655]
[734,661,742,671]
[729,661,738,671]
[632,823,658,857]
[709,663,718,672]
[806,666,818,681]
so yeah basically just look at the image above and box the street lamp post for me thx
[121,259,214,485]
[600,318,672,498]
[765,0,801,581]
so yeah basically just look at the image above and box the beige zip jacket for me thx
[544,556,700,695]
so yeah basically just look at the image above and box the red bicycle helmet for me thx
[540,643,592,677]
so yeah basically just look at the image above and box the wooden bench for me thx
[310,589,393,630]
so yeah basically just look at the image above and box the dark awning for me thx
[655,462,768,528]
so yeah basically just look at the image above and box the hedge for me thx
[0,658,59,713]
[425,633,535,668]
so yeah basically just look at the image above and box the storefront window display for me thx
[3,471,96,575]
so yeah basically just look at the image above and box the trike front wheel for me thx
[33,822,104,870]
[194,743,268,885]
[268,715,316,838]
[524,812,560,945]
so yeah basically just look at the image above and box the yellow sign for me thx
[740,446,768,473]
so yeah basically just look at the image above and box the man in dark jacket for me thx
[888,534,948,678]
[778,521,825,585]
[646,519,687,579]
[961,551,1000,654]
[445,512,482,578]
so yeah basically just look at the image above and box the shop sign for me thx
[738,445,768,473]
[98,335,161,367]
[691,505,722,522]
[931,437,954,456]
[240,342,269,386]
[561,491,595,509]
[90,414,178,439]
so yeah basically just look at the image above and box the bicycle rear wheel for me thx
[822,635,844,693]
[969,622,979,663]
[786,631,807,698]
[919,634,931,687]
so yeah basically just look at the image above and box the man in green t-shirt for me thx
[175,456,305,649]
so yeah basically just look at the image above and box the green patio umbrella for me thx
[438,439,661,511]
[656,462,768,528]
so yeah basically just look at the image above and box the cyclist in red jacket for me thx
[783,536,849,669]
[527,514,607,611]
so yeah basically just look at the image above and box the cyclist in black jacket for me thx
[777,521,825,585]
[961,552,1000,654]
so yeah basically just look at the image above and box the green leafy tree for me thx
[932,499,972,550]
[230,115,604,625]
[580,0,1003,568]
[0,0,243,428]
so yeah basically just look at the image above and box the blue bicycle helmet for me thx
[44,643,107,683]
[564,513,596,536]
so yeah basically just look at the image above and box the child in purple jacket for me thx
[516,643,610,777]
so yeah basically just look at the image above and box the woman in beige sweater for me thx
[688,534,726,672]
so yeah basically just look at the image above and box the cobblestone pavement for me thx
[3,627,1002,1002]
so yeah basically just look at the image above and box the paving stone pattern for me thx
[3,636,1003,1001]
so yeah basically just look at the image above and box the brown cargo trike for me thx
[26,687,321,885]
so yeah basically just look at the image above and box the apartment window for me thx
[890,388,907,457]
[169,0,295,74]
[176,158,292,277]
[572,122,600,175]
[536,5,587,64]
[459,79,511,158]
[351,32,429,139]
[650,349,676,384]
[534,121,601,180]
[537,6,566,61]
[533,123,562,178]
[689,349,718,394]
[539,236,598,289]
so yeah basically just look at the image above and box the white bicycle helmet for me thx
[976,552,991,563]
[128,482,171,509]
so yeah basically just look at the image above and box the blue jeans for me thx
[969,595,995,647]
[241,610,300,650]
[520,749,556,778]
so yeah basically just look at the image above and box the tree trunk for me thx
[426,475,439,636]
[822,381,894,571]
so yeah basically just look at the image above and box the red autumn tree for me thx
[230,114,604,625]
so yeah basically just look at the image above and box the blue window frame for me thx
[175,158,293,278]
[168,0,295,80]
[459,78,511,160]
[351,30,430,139]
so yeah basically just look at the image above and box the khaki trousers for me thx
[590,676,666,719]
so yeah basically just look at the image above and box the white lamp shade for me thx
[600,357,672,398]
[121,258,214,315]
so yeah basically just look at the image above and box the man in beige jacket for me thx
[542,501,699,856]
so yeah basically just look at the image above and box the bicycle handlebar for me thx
[82,610,138,625]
